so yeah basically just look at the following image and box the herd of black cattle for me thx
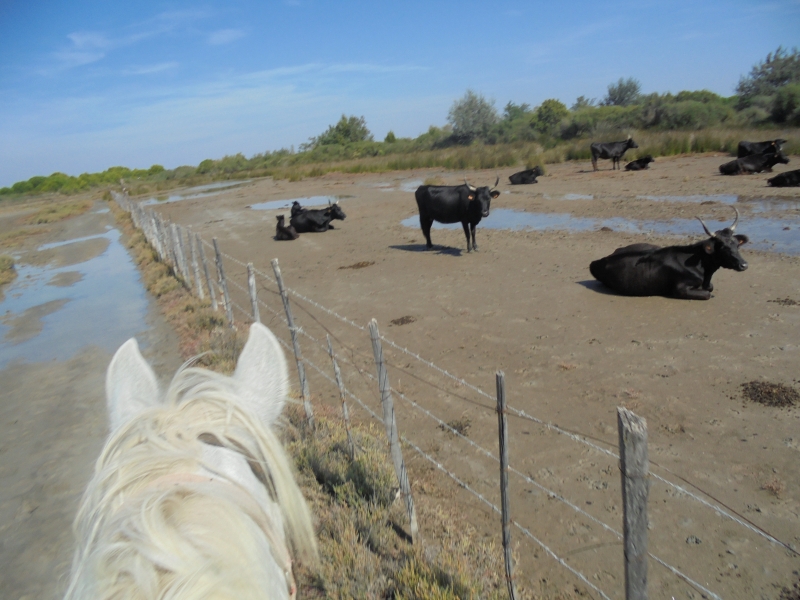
[274,137,795,301]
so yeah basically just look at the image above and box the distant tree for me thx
[771,82,800,125]
[737,46,800,101]
[602,77,642,106]
[384,130,397,143]
[503,101,532,121]
[148,164,165,175]
[571,95,596,110]
[304,115,373,149]
[447,89,499,142]
[531,99,569,134]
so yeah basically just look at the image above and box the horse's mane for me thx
[66,365,316,600]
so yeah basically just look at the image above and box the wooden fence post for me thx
[212,238,234,326]
[197,234,217,311]
[368,318,419,543]
[327,335,354,460]
[270,258,314,429]
[496,371,518,600]
[190,230,204,299]
[617,407,650,600]
[247,263,260,323]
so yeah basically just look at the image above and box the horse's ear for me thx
[106,338,160,432]
[233,322,290,428]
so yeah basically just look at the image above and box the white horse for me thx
[65,323,317,600]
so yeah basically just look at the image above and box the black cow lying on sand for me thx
[275,215,299,240]
[589,207,748,300]
[289,201,347,233]
[719,151,789,175]
[767,168,800,187]
[509,166,544,184]
[624,155,654,171]
[590,137,638,171]
[290,201,305,218]
[737,139,787,158]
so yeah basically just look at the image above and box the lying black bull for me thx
[591,137,638,171]
[289,201,346,233]
[275,215,298,240]
[737,139,787,158]
[624,155,654,171]
[719,151,789,175]
[414,178,500,252]
[768,168,800,187]
[508,166,544,185]
[589,208,749,300]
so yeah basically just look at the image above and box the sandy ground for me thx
[148,153,800,599]
[1,153,798,600]
[0,205,182,599]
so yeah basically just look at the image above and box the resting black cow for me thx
[719,151,789,175]
[737,139,787,158]
[591,137,638,171]
[275,215,299,240]
[767,168,800,187]
[289,201,346,233]
[290,201,305,218]
[589,207,748,300]
[509,166,544,184]
[624,155,654,171]
[414,178,500,252]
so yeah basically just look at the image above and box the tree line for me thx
[3,47,798,197]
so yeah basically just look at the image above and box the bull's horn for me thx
[464,178,476,191]
[696,216,717,238]
[491,176,499,190]
[729,206,739,232]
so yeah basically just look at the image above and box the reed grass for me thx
[0,255,16,287]
[24,199,93,224]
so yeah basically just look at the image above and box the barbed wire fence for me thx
[113,191,798,600]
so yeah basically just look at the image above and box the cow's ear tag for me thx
[468,194,474,201]
[735,234,749,246]
[703,241,714,254]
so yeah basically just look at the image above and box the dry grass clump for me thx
[0,227,46,248]
[286,407,504,599]
[761,476,786,498]
[0,255,16,287]
[24,199,93,224]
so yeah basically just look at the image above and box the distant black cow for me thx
[509,166,544,185]
[589,208,748,300]
[737,139,787,158]
[591,137,638,171]
[275,214,299,240]
[719,151,789,175]
[289,201,346,233]
[767,168,800,187]
[414,178,500,252]
[624,155,654,171]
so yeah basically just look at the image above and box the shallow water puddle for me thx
[401,209,800,254]
[249,196,344,211]
[0,229,151,369]
[141,180,249,206]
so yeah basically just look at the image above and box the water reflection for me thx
[401,209,800,255]
[249,196,343,211]
[0,229,150,369]
[141,180,249,206]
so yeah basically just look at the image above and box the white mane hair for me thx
[66,323,317,600]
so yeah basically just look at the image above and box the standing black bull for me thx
[508,166,544,184]
[414,178,500,252]
[589,207,749,300]
[719,151,789,175]
[737,139,787,158]
[289,201,346,233]
[591,137,638,171]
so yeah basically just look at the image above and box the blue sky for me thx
[1,0,798,187]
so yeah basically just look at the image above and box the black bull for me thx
[414,178,500,252]
[589,208,749,300]
[591,137,638,171]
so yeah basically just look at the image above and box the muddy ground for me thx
[0,205,182,599]
[1,153,799,599]
[151,153,799,599]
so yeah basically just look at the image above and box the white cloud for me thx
[123,62,180,76]
[208,29,246,45]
